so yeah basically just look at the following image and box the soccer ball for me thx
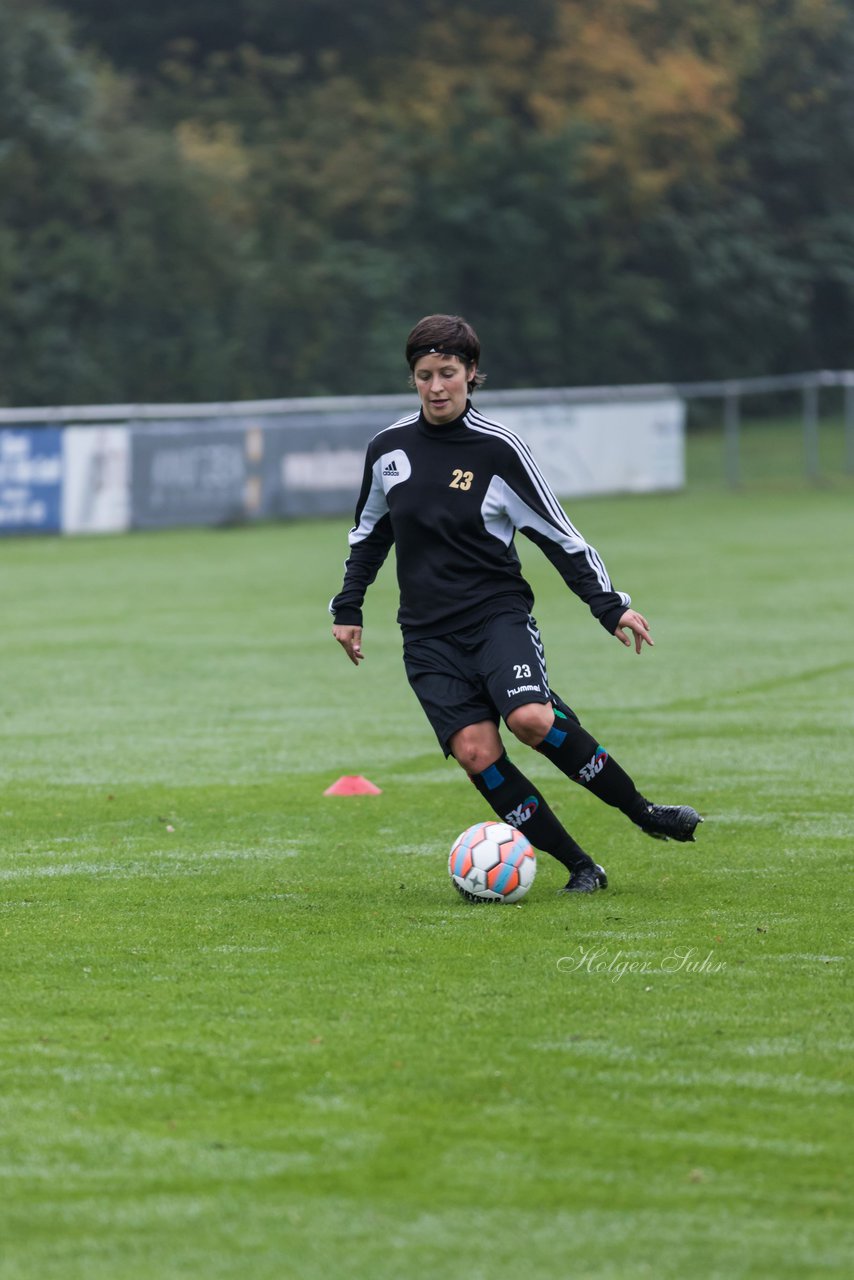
[448,821,536,904]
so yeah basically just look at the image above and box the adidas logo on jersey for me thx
[378,451,410,486]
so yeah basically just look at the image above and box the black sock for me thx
[536,696,649,825]
[469,751,591,873]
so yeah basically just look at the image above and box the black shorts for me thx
[402,611,552,755]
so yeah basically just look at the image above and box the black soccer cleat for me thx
[560,862,608,894]
[639,803,703,843]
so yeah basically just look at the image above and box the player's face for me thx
[413,353,474,425]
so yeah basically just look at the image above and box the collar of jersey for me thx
[417,400,473,436]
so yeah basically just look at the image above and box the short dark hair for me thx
[405,314,486,389]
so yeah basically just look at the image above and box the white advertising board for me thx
[490,397,685,497]
[62,426,131,534]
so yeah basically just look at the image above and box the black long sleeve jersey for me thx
[329,402,631,640]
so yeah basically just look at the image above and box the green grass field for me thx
[2,467,852,1277]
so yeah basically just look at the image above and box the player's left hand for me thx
[615,609,654,654]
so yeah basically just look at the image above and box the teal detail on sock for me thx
[480,762,505,791]
[544,724,567,747]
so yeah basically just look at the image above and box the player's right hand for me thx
[332,624,365,665]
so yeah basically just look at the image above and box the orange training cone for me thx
[323,775,382,796]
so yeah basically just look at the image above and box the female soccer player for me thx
[330,314,701,892]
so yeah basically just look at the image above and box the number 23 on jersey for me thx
[449,468,473,491]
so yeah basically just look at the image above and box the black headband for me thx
[408,345,473,368]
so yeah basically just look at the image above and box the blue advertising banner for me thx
[0,428,63,533]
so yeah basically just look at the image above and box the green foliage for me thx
[0,1,251,404]
[733,0,854,369]
[1,480,853,1277]
[1,0,853,404]
[61,0,559,79]
[634,0,854,378]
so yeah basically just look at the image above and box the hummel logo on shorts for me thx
[382,460,399,476]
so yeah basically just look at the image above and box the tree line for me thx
[1,0,852,406]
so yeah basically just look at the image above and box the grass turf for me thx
[1,476,852,1278]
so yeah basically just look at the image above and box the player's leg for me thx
[449,721,607,893]
[511,693,702,842]
[508,694,648,822]
[402,630,605,892]
[482,613,701,843]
